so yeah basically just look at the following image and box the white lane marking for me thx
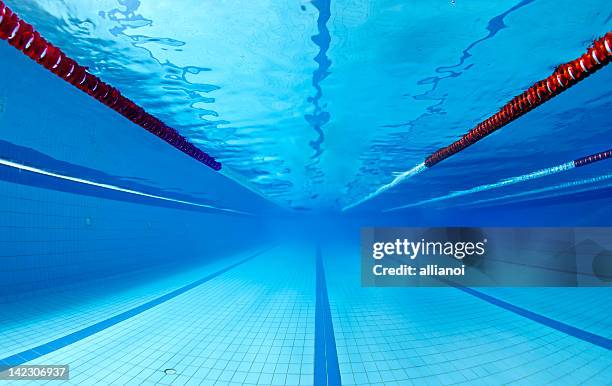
[342,162,427,211]
[0,158,252,216]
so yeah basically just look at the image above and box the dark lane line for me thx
[314,245,342,386]
[453,285,612,350]
[386,255,611,350]
[0,248,271,367]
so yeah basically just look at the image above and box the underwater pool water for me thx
[0,0,611,385]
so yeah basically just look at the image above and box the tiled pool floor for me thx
[1,243,610,385]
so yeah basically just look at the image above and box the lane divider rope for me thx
[425,32,611,167]
[462,174,612,208]
[0,1,221,171]
[384,148,612,211]
[344,32,611,211]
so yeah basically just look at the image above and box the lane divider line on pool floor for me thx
[384,148,612,211]
[447,283,612,351]
[314,246,342,386]
[0,247,272,367]
[386,256,611,350]
[0,1,221,171]
[344,32,611,211]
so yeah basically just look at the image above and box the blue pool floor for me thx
[1,243,611,385]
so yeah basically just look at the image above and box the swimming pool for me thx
[1,1,611,385]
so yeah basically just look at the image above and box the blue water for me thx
[1,0,611,384]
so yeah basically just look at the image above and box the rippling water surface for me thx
[6,0,611,212]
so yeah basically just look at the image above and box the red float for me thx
[425,32,612,168]
[0,1,221,171]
